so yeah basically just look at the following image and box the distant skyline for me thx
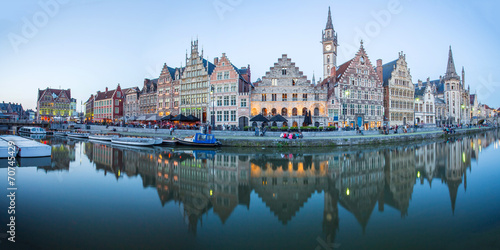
[1,0,500,111]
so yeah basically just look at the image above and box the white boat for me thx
[53,131,70,136]
[154,137,163,145]
[19,132,47,140]
[68,132,90,139]
[89,134,119,141]
[0,135,51,158]
[19,126,46,134]
[0,139,18,158]
[111,137,156,146]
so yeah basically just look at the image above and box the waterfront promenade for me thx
[85,125,498,147]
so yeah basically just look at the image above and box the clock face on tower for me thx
[325,45,332,51]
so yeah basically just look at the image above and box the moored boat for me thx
[176,133,221,147]
[89,134,119,141]
[53,131,70,136]
[19,126,46,134]
[0,135,51,158]
[0,139,18,158]
[111,137,155,146]
[154,137,163,145]
[162,139,177,146]
[68,132,90,139]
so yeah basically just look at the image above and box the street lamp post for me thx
[414,98,419,127]
[343,85,349,129]
[210,85,215,128]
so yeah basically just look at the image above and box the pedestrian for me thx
[254,126,259,136]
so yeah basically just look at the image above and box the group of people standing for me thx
[280,131,303,139]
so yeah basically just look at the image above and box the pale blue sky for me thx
[1,0,499,111]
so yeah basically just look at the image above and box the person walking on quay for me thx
[254,126,259,136]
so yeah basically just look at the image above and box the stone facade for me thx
[325,42,384,129]
[124,87,140,117]
[93,85,124,122]
[37,88,72,122]
[250,54,328,127]
[378,52,414,126]
[179,39,214,123]
[139,78,158,115]
[157,63,182,117]
[414,78,435,124]
[412,46,471,126]
[85,94,94,122]
[209,53,252,129]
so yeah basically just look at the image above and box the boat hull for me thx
[68,133,90,139]
[89,135,118,141]
[176,139,221,147]
[111,138,155,146]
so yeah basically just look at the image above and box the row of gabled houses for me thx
[80,7,499,128]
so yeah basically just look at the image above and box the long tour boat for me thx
[111,137,156,146]
[89,134,119,141]
[19,126,46,134]
[67,132,90,139]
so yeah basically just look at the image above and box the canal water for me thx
[1,129,500,249]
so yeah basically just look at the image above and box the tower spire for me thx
[462,66,465,89]
[326,6,333,30]
[312,71,316,85]
[444,46,460,80]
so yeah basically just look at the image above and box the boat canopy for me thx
[193,133,218,144]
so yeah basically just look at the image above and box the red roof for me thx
[38,88,71,102]
[335,59,353,80]
[95,89,116,101]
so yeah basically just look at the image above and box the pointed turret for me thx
[462,66,465,89]
[326,7,334,30]
[444,46,460,81]
[312,72,316,85]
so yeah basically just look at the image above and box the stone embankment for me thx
[86,125,498,147]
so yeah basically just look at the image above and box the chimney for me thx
[331,66,336,79]
[376,59,383,82]
[214,57,219,65]
[418,79,422,88]
[105,87,108,92]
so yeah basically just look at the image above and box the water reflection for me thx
[31,130,500,245]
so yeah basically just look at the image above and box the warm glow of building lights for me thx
[417,171,420,178]
[346,188,350,196]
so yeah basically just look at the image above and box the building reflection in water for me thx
[32,136,76,172]
[74,130,499,243]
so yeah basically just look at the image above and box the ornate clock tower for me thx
[322,7,338,79]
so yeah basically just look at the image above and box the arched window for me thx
[292,121,298,127]
[302,107,308,116]
[292,108,298,116]
[281,108,288,116]
[262,108,267,116]
[271,108,277,116]
[314,107,320,116]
